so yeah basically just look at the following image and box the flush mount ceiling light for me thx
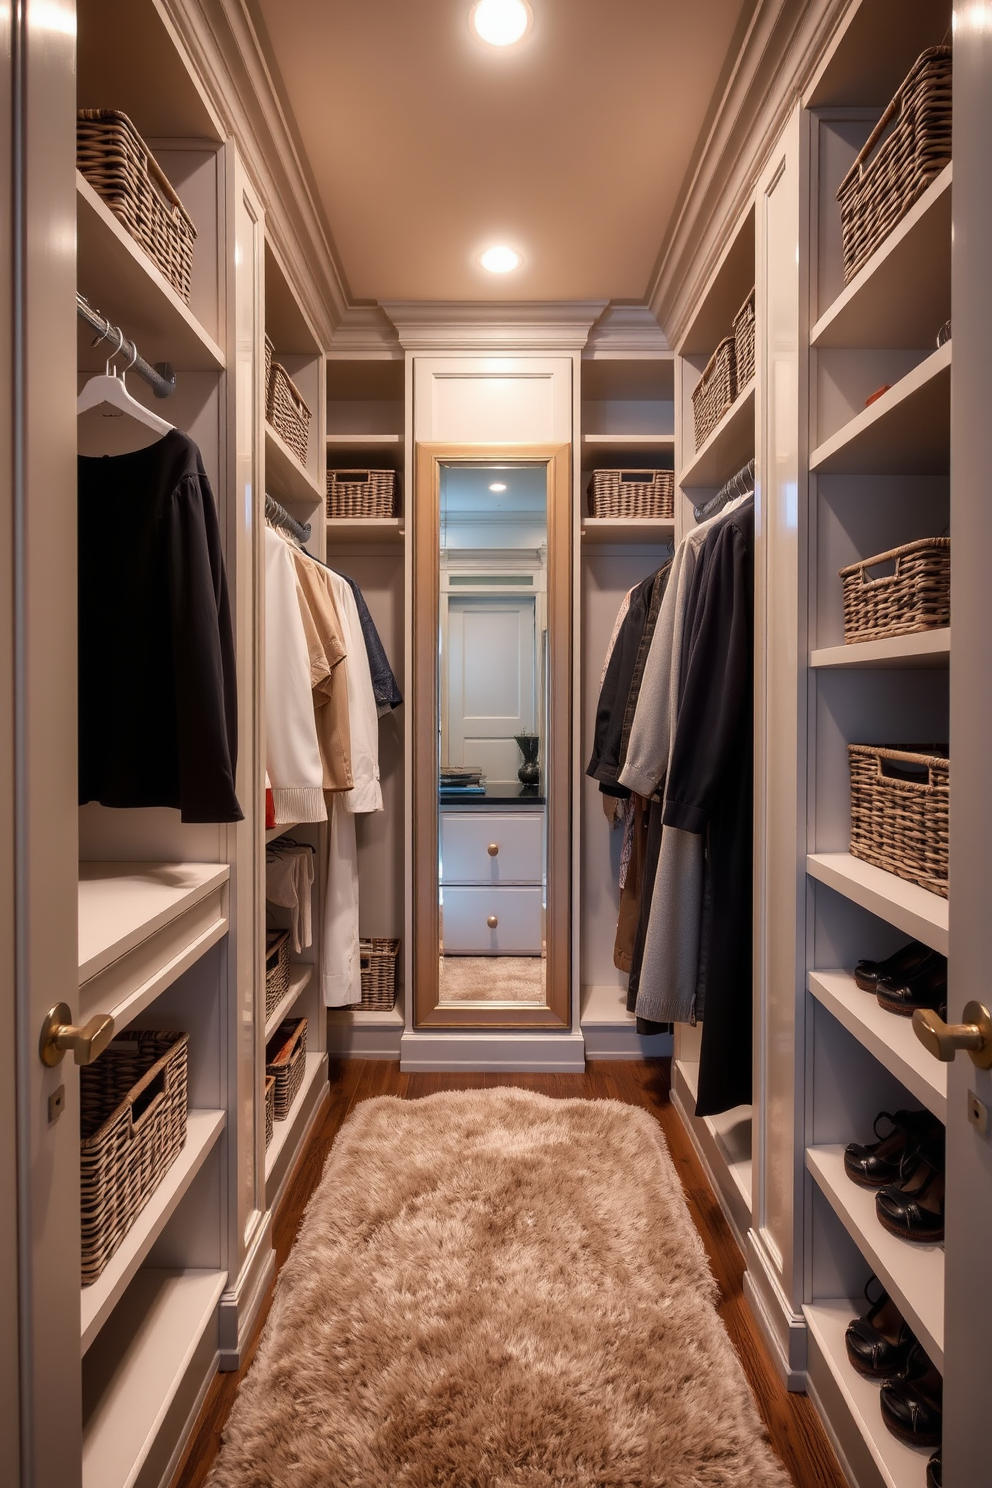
[479,245,522,273]
[470,0,532,47]
[489,482,507,491]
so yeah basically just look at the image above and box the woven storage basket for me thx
[264,334,274,401]
[837,47,952,283]
[327,468,398,519]
[264,929,291,1021]
[692,336,737,451]
[264,1075,275,1149]
[76,111,197,305]
[588,469,674,520]
[80,1030,189,1285]
[359,938,400,1010]
[840,538,950,644]
[849,744,949,897]
[733,290,756,391]
[267,362,311,466]
[266,1017,308,1119]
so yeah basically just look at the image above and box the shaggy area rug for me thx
[439,956,546,1004]
[207,1089,790,1487]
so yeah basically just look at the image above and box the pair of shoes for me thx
[876,952,947,1018]
[880,1342,942,1447]
[855,940,932,993]
[876,1146,945,1243]
[845,1278,916,1379]
[844,1110,943,1189]
[927,1448,941,1488]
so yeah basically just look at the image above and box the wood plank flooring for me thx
[172,1058,846,1488]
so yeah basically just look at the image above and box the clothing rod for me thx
[265,492,312,544]
[693,457,755,524]
[76,293,177,399]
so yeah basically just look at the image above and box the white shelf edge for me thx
[103,911,228,1039]
[264,1051,327,1182]
[265,421,323,505]
[811,629,950,670]
[810,343,951,474]
[265,963,314,1040]
[78,862,230,986]
[325,517,405,545]
[326,432,402,445]
[807,1145,943,1369]
[809,970,946,1122]
[580,518,675,546]
[266,822,299,843]
[81,1110,226,1355]
[327,1000,404,1027]
[581,433,675,446]
[679,378,756,488]
[807,854,948,955]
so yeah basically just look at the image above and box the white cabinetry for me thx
[440,808,543,955]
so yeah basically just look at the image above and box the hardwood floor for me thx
[171,1058,846,1488]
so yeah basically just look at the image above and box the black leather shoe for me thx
[844,1110,943,1189]
[844,1279,916,1379]
[876,1147,945,1243]
[855,940,935,993]
[876,955,948,1017]
[927,1448,941,1488]
[880,1343,942,1446]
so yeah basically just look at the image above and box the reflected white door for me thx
[445,597,536,785]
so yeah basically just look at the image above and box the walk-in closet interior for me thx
[3,1,990,1485]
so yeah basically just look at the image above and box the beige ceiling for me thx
[253,0,748,304]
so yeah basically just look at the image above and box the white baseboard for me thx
[671,1061,751,1252]
[327,1017,403,1060]
[218,1209,276,1371]
[579,983,673,1059]
[400,1029,586,1072]
[743,1230,808,1391]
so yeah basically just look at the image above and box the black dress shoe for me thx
[844,1279,916,1379]
[876,955,948,1017]
[844,1110,943,1189]
[876,1147,945,1243]
[927,1448,941,1488]
[855,940,935,993]
[880,1343,942,1446]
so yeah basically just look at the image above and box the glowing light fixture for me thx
[471,0,532,47]
[489,482,507,492]
[479,245,521,274]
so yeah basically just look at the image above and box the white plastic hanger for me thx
[76,328,174,434]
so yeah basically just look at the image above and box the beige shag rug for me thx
[207,1089,790,1488]
[439,956,546,1004]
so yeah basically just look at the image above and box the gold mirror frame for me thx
[413,442,572,1029]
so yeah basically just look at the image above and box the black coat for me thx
[586,562,671,796]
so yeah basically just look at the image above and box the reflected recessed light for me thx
[489,482,507,492]
[479,245,521,273]
[471,0,532,47]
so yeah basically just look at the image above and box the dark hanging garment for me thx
[586,561,671,796]
[78,429,243,823]
[339,573,403,715]
[662,500,754,1116]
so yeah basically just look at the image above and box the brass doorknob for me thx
[40,1002,115,1068]
[912,1000,992,1069]
[487,915,498,929]
[487,843,499,856]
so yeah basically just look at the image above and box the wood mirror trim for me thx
[413,442,572,1030]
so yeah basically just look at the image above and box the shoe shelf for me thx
[805,1300,935,1488]
[810,629,949,671]
[807,854,948,957]
[679,378,756,490]
[264,962,313,1042]
[264,1050,328,1209]
[809,971,946,1123]
[810,344,951,477]
[806,1145,943,1369]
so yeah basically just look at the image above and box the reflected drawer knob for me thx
[487,843,499,856]
[487,915,499,929]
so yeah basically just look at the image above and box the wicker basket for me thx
[588,469,674,520]
[849,745,949,897]
[264,1075,275,1149]
[80,1030,189,1285]
[264,334,274,400]
[327,468,398,519]
[267,362,311,466]
[265,929,291,1021]
[266,1017,308,1119]
[837,47,952,284]
[692,336,737,451]
[77,111,197,305]
[359,938,400,1010]
[840,538,950,644]
[733,290,756,391]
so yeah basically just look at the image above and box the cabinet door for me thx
[441,887,544,954]
[441,812,543,883]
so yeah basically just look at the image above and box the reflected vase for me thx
[515,733,540,789]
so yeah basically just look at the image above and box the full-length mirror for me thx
[414,444,571,1029]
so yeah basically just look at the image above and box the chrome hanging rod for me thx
[265,492,311,545]
[694,457,755,524]
[76,293,176,399]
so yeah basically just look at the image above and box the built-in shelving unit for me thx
[679,379,756,490]
[265,239,327,542]
[810,344,950,476]
[324,516,404,547]
[580,517,674,546]
[265,963,313,1041]
[265,1051,329,1208]
[808,853,948,957]
[810,629,949,670]
[673,1056,752,1249]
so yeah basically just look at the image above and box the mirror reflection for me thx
[437,464,548,1007]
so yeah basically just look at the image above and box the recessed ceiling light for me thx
[479,245,521,274]
[470,0,532,47]
[489,482,507,492]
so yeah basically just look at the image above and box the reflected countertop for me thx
[438,783,546,808]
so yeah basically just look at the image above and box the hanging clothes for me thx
[338,573,403,716]
[283,542,354,795]
[264,526,327,824]
[265,839,315,953]
[77,429,242,823]
[586,561,672,797]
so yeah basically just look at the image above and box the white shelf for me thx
[266,823,299,843]
[265,963,314,1040]
[82,1267,226,1488]
[581,432,675,455]
[326,432,401,446]
[807,1145,943,1369]
[809,970,946,1122]
[326,516,404,547]
[81,1110,226,1355]
[78,862,229,1030]
[265,422,323,507]
[265,1051,328,1195]
[810,344,951,476]
[580,518,674,545]
[811,629,950,670]
[807,854,948,956]
[679,379,755,489]
[76,172,225,373]
[805,1301,935,1488]
[812,165,952,350]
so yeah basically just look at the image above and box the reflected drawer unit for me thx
[440,807,544,954]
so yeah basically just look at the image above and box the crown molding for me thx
[647,0,851,350]
[381,301,609,353]
[584,304,671,360]
[327,306,404,361]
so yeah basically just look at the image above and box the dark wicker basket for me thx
[267,362,311,466]
[692,336,737,451]
[840,538,950,644]
[733,290,755,391]
[837,47,952,284]
[264,334,274,401]
[77,110,197,304]
[588,469,674,520]
[849,745,949,897]
[80,1030,189,1285]
[327,468,398,519]
[264,1074,275,1149]
[266,1017,308,1119]
[359,938,400,1010]
[265,929,291,1021]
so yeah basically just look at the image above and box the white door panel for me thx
[441,887,544,955]
[445,596,536,783]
